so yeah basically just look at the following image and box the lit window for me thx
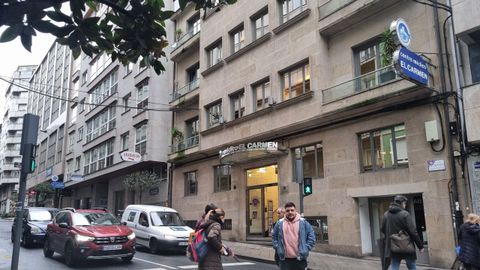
[282,62,310,101]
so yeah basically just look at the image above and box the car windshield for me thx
[29,210,54,221]
[150,212,185,226]
[72,212,120,226]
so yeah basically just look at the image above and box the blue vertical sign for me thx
[393,47,429,86]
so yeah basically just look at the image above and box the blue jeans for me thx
[390,257,416,270]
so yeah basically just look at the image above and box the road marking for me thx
[133,257,177,269]
[177,262,255,269]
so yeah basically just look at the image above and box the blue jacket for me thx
[272,217,316,261]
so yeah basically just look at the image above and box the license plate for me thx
[103,245,122,251]
[178,242,188,246]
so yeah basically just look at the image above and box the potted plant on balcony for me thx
[379,28,397,83]
[171,127,184,151]
[175,29,183,41]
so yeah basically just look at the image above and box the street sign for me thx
[120,151,142,162]
[393,47,429,86]
[390,18,411,48]
[51,175,59,182]
[70,174,84,181]
[51,181,65,189]
[46,166,53,177]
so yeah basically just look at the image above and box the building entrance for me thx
[246,165,279,237]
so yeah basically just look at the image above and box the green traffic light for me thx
[304,186,312,194]
[30,160,36,173]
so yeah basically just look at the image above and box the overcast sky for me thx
[0,27,55,116]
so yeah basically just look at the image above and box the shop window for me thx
[359,124,408,172]
[293,143,324,180]
[214,165,231,192]
[281,62,310,101]
[305,216,328,243]
[184,171,198,196]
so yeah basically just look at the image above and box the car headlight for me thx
[75,234,95,242]
[164,234,176,240]
[30,226,42,234]
[127,232,135,240]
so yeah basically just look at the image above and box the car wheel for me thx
[64,242,77,267]
[149,238,159,254]
[43,239,54,258]
[121,255,134,263]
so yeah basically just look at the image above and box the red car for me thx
[43,208,135,266]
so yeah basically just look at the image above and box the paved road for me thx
[0,219,277,270]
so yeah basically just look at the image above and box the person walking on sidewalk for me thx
[381,195,424,270]
[273,207,286,266]
[195,203,217,231]
[272,202,316,270]
[458,213,480,270]
[198,207,233,270]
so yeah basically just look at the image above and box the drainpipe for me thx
[432,0,463,240]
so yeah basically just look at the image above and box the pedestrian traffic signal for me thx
[303,177,312,196]
[20,114,39,174]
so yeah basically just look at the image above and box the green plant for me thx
[175,28,183,40]
[123,171,160,203]
[171,128,184,143]
[380,29,397,67]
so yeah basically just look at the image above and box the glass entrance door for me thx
[248,188,263,235]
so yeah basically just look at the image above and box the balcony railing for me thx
[171,79,200,101]
[171,26,200,51]
[318,0,355,20]
[322,65,400,103]
[170,135,199,153]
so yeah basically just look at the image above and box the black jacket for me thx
[458,222,480,267]
[381,202,424,260]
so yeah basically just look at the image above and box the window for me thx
[354,39,397,91]
[281,0,307,23]
[89,53,112,81]
[207,42,222,67]
[85,106,116,143]
[121,132,129,151]
[125,62,134,75]
[56,125,64,164]
[66,160,74,176]
[136,81,149,112]
[18,104,27,111]
[83,140,114,174]
[81,71,88,85]
[230,91,245,119]
[253,80,271,111]
[282,62,310,101]
[468,31,480,84]
[187,64,200,84]
[122,94,131,113]
[206,102,222,128]
[70,105,78,125]
[79,98,85,113]
[188,14,201,35]
[135,124,147,155]
[127,211,137,222]
[68,131,75,153]
[359,124,408,171]
[47,131,57,166]
[184,171,198,196]
[231,26,245,53]
[77,126,84,142]
[214,165,231,192]
[293,143,324,179]
[75,156,81,171]
[305,216,328,243]
[186,117,199,138]
[253,11,269,39]
[87,70,118,111]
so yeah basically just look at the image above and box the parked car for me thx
[121,205,193,253]
[43,208,135,266]
[11,207,58,247]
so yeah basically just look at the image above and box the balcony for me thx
[6,124,22,131]
[321,65,432,117]
[318,0,399,37]
[5,136,21,144]
[170,79,200,104]
[170,27,200,61]
[170,135,199,154]
[9,110,27,118]
[4,149,21,157]
[0,176,19,185]
[2,163,18,171]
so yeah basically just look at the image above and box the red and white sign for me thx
[120,151,142,162]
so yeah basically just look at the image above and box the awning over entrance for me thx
[219,141,286,165]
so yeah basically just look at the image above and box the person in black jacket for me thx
[381,195,424,270]
[458,213,480,270]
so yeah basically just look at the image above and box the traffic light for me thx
[303,177,312,196]
[20,114,39,174]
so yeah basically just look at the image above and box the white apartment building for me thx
[0,65,36,214]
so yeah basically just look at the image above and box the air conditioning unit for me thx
[267,96,276,106]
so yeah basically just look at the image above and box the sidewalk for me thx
[223,241,449,270]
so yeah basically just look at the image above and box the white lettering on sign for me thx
[219,142,279,158]
[400,61,428,80]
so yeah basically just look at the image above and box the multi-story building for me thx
[27,41,73,207]
[168,0,461,267]
[452,0,480,214]
[59,4,174,215]
[0,65,36,214]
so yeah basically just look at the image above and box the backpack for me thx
[186,226,210,262]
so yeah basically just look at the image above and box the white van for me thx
[121,205,193,253]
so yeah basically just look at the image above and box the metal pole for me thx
[295,149,304,214]
[11,171,27,270]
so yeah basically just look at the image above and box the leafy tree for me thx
[0,0,236,74]
[123,170,160,203]
[33,182,55,203]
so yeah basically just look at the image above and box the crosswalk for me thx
[136,257,256,270]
